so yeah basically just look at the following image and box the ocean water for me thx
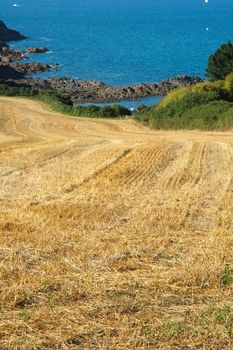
[77,95,162,109]
[1,0,233,87]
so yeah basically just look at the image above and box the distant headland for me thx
[0,20,26,42]
[0,21,203,104]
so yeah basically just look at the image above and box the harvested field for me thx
[0,96,233,349]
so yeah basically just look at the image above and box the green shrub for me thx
[136,90,233,130]
[157,87,191,108]
[173,90,220,112]
[191,82,223,98]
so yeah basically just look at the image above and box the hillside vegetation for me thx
[136,75,233,130]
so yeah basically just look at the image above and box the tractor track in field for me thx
[1,96,233,349]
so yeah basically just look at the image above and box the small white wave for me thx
[13,4,21,7]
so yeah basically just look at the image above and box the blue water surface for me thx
[77,96,162,109]
[1,0,233,86]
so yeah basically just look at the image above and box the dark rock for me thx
[0,41,9,48]
[0,46,51,65]
[0,65,25,79]
[0,48,25,63]
[0,20,26,42]
[26,47,49,54]
[0,75,203,104]
[8,62,57,74]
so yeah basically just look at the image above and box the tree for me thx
[206,41,233,81]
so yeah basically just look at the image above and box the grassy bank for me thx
[0,84,131,118]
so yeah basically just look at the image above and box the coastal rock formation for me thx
[2,75,203,103]
[0,20,26,42]
[8,62,58,75]
[0,41,9,49]
[0,21,54,79]
[0,40,55,79]
[0,65,25,79]
[50,75,203,103]
[46,75,202,103]
[26,47,49,54]
[0,45,50,63]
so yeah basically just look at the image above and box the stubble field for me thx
[0,97,233,349]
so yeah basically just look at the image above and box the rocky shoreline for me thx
[3,75,203,104]
[0,21,203,104]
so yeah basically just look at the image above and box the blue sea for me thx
[1,0,233,106]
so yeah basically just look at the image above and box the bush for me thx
[206,41,233,81]
[149,100,233,130]
[157,87,191,108]
[175,91,220,111]
[191,81,223,96]
[136,89,233,130]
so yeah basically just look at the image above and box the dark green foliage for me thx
[206,41,233,81]
[0,84,131,118]
[73,104,131,118]
[0,84,38,97]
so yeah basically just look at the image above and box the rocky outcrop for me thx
[0,20,26,42]
[0,65,25,79]
[48,75,203,103]
[0,41,9,48]
[26,47,49,54]
[0,42,55,78]
[2,75,203,103]
[8,62,58,75]
[0,46,50,63]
